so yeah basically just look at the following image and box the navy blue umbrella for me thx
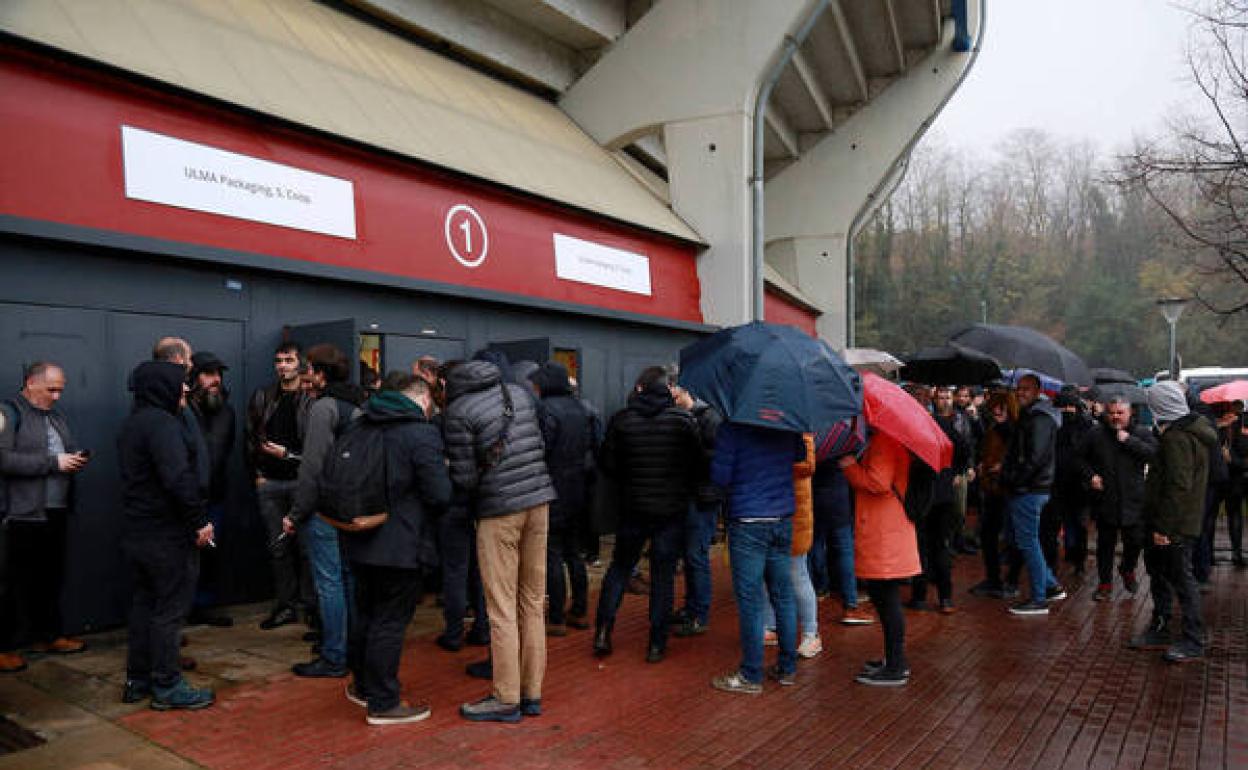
[677,321,862,433]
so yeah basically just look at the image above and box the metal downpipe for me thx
[751,0,833,321]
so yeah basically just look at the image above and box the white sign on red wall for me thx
[553,233,652,296]
[121,126,357,240]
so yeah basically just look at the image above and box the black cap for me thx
[190,351,228,379]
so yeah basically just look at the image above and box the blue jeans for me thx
[728,519,797,683]
[302,516,354,665]
[827,517,857,607]
[1007,493,1057,603]
[682,503,717,625]
[765,554,819,636]
[595,514,684,647]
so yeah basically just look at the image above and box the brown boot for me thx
[0,652,27,673]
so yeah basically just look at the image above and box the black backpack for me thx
[893,451,937,524]
[318,402,390,532]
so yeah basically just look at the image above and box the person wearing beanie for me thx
[1130,380,1217,662]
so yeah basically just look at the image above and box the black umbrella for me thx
[947,323,1093,386]
[1092,381,1148,405]
[900,344,1003,386]
[1091,367,1136,385]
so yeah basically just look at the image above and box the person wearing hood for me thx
[117,360,214,710]
[283,344,367,679]
[186,352,236,628]
[593,367,701,665]
[341,372,451,725]
[530,362,594,636]
[1129,381,1216,662]
[1001,374,1067,615]
[0,361,90,673]
[443,355,555,723]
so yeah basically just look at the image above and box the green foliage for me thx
[853,132,1248,377]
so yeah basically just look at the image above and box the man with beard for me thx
[246,342,313,630]
[186,352,236,627]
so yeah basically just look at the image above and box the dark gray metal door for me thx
[488,338,550,367]
[286,320,360,383]
[382,335,466,374]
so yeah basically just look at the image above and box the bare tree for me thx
[1115,0,1248,313]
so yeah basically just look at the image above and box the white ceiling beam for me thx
[829,0,869,102]
[765,105,800,159]
[882,0,907,73]
[791,49,836,129]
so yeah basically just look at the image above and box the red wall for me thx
[0,46,702,323]
[764,288,819,336]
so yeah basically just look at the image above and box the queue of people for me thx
[0,338,1239,724]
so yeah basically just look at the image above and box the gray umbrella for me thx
[948,323,1093,386]
[1091,367,1136,385]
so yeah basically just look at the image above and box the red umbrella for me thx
[1199,380,1248,404]
[861,372,953,471]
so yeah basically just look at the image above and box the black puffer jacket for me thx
[600,384,701,519]
[1002,399,1061,494]
[1076,421,1157,527]
[533,364,593,528]
[341,391,452,570]
[117,362,206,538]
[444,361,555,519]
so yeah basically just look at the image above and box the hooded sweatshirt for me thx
[532,362,594,528]
[117,361,206,537]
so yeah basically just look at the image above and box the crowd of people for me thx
[0,338,1238,724]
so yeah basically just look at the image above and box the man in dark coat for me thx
[0,361,89,672]
[118,361,214,710]
[593,367,701,664]
[912,387,971,612]
[1044,388,1095,576]
[444,356,555,723]
[672,385,722,637]
[1076,396,1157,600]
[1003,374,1066,615]
[343,373,451,725]
[186,351,236,626]
[531,362,594,635]
[1130,381,1216,663]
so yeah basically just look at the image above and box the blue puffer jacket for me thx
[711,422,805,520]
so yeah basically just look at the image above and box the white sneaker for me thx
[797,634,823,659]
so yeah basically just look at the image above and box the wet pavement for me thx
[1,539,1246,769]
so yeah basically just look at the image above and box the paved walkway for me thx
[2,541,1247,769]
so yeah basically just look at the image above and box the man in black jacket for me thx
[246,342,313,630]
[343,373,451,725]
[186,351,236,627]
[0,361,90,672]
[1076,396,1157,600]
[672,385,721,637]
[1003,374,1066,615]
[912,387,971,612]
[1044,389,1095,577]
[531,362,594,635]
[118,361,214,710]
[444,356,555,723]
[593,367,702,663]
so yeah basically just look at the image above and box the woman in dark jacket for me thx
[343,373,451,726]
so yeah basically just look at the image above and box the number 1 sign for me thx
[444,204,489,268]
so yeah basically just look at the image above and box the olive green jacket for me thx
[1144,413,1217,539]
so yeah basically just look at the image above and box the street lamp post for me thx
[1157,297,1189,381]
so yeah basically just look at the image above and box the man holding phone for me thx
[0,361,90,673]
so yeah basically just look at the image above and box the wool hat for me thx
[1147,380,1189,423]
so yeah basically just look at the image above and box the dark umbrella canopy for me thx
[1093,381,1148,405]
[678,321,862,433]
[901,343,1003,386]
[1091,367,1137,385]
[948,323,1093,386]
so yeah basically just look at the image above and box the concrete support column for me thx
[768,235,848,346]
[665,114,754,327]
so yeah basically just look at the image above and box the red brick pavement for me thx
[121,552,1248,769]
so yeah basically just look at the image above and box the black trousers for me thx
[1095,520,1144,585]
[1039,499,1063,573]
[979,494,1022,587]
[437,513,488,640]
[348,563,423,713]
[547,521,588,624]
[124,533,198,688]
[4,509,70,648]
[1143,537,1203,648]
[866,579,907,673]
[595,514,684,648]
[911,501,954,604]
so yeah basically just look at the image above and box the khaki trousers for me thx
[477,503,549,704]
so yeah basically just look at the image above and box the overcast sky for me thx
[930,0,1202,155]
